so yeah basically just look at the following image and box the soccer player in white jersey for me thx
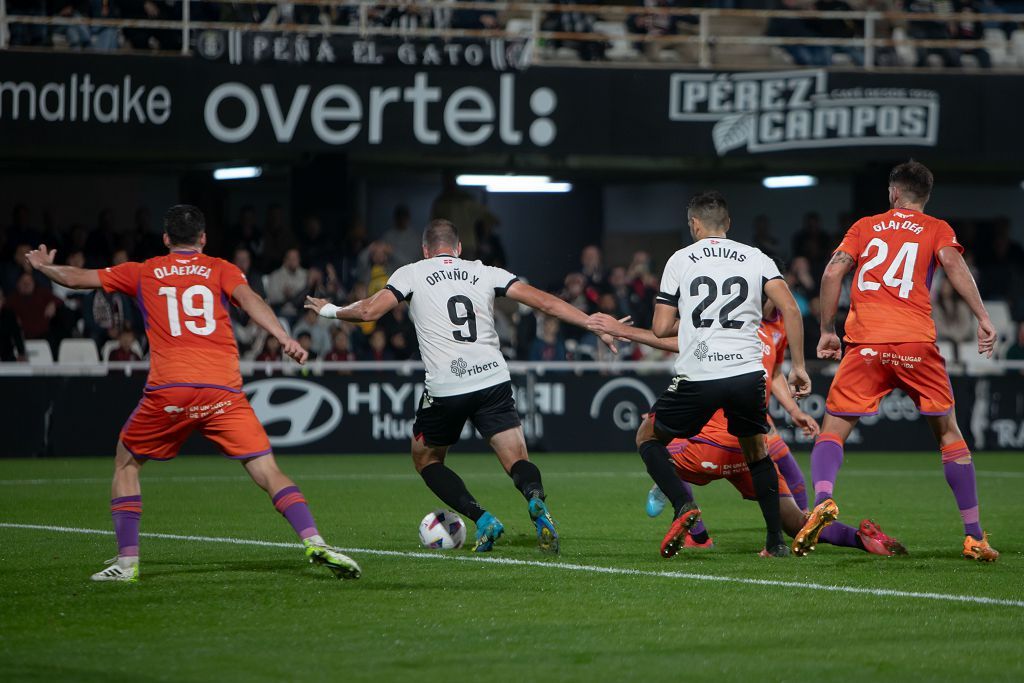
[626,191,810,558]
[305,219,616,554]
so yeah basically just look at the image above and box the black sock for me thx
[509,460,545,502]
[639,440,693,518]
[419,463,486,523]
[748,457,784,548]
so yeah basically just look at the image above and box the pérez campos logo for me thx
[245,378,342,447]
[204,72,557,147]
[668,70,938,155]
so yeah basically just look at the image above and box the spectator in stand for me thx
[255,335,283,361]
[292,308,334,358]
[786,256,816,315]
[952,0,992,67]
[4,244,51,292]
[790,211,831,272]
[1006,323,1024,362]
[83,249,140,347]
[529,316,568,361]
[379,304,418,361]
[85,208,116,268]
[7,206,43,258]
[365,242,394,295]
[626,251,659,328]
[627,0,692,60]
[0,290,27,362]
[228,247,266,355]
[262,204,296,271]
[339,217,371,289]
[50,249,89,318]
[296,331,317,361]
[324,326,357,362]
[905,0,962,67]
[229,205,263,265]
[541,0,607,61]
[121,207,164,261]
[475,217,507,268]
[298,215,336,271]
[767,0,832,66]
[233,247,266,300]
[266,248,309,319]
[753,214,779,258]
[380,205,422,268]
[121,0,182,50]
[451,0,498,29]
[7,0,50,47]
[607,266,636,322]
[7,272,61,342]
[53,0,120,50]
[360,328,394,362]
[431,171,496,259]
[108,327,143,361]
[580,245,606,291]
[932,276,976,343]
[812,0,864,65]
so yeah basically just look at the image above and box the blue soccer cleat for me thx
[473,512,505,552]
[646,485,668,518]
[528,497,560,554]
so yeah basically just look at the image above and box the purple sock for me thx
[271,486,319,540]
[111,495,142,557]
[819,521,862,549]
[943,459,983,538]
[773,452,808,511]
[810,434,844,505]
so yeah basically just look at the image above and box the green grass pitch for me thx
[1,451,1022,682]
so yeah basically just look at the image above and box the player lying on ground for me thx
[800,160,999,562]
[306,219,617,554]
[25,205,361,582]
[646,436,906,556]
[590,191,811,559]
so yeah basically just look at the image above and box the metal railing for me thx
[1,0,1023,71]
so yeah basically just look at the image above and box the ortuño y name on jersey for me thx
[425,267,479,286]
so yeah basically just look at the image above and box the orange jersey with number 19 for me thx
[98,250,247,391]
[836,208,962,344]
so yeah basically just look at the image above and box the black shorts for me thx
[413,381,522,448]
[651,370,769,440]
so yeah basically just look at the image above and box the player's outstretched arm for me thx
[506,281,617,354]
[650,303,679,339]
[234,284,308,365]
[305,290,399,324]
[764,278,810,398]
[817,250,855,360]
[586,313,678,353]
[938,247,996,358]
[24,244,102,289]
[770,365,819,436]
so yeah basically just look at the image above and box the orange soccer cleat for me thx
[660,503,702,558]
[857,519,908,557]
[962,532,999,562]
[792,498,839,557]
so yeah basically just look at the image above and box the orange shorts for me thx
[668,438,792,500]
[121,386,272,461]
[826,342,954,417]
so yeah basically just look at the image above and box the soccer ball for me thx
[418,509,467,549]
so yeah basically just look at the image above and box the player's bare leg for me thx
[412,437,501,551]
[738,434,788,557]
[243,453,360,579]
[636,417,701,558]
[92,441,145,582]
[490,426,558,554]
[925,410,999,561]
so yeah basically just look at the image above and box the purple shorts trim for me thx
[145,383,242,393]
[225,448,273,460]
[690,436,742,453]
[122,443,173,462]
[826,409,879,417]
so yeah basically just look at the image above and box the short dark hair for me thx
[164,205,206,246]
[422,219,459,251]
[889,160,933,202]
[394,204,410,222]
[687,190,730,230]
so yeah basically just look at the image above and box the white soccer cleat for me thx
[304,541,361,580]
[90,557,139,583]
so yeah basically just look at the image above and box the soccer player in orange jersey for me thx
[796,160,1000,561]
[24,205,362,581]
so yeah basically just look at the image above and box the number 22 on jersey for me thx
[158,285,217,337]
[856,238,918,299]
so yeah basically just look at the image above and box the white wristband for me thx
[319,303,340,319]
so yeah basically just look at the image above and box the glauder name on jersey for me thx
[872,212,925,234]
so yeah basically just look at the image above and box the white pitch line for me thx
[1,522,1021,609]
[1,469,1021,486]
